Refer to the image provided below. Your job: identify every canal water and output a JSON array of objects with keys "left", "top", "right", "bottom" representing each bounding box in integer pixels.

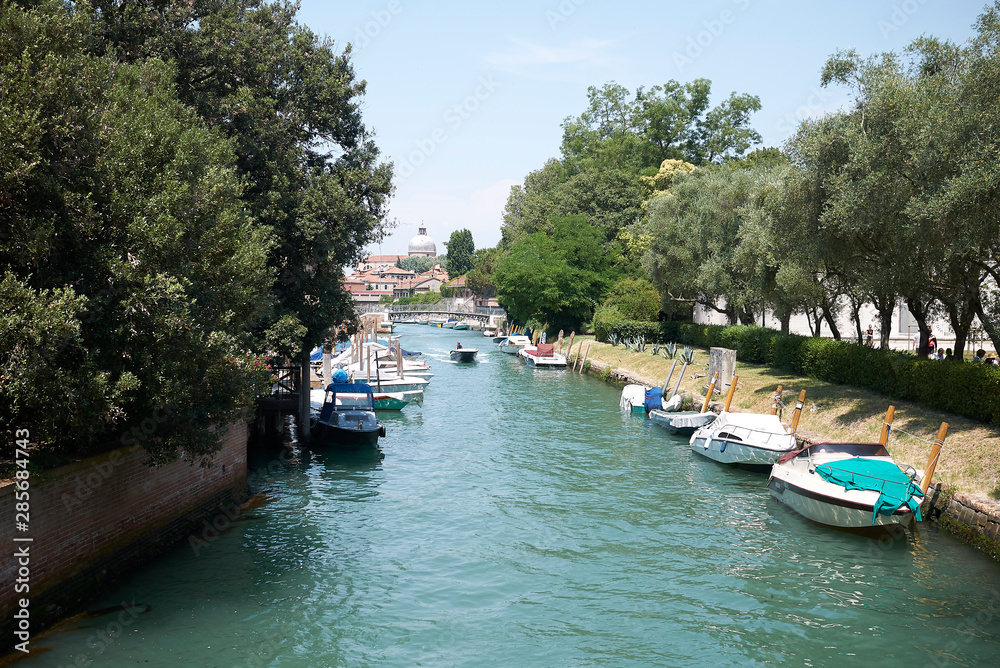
[{"left": 21, "top": 326, "right": 1000, "bottom": 667}]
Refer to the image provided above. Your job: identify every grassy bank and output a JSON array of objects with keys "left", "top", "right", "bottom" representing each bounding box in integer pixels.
[{"left": 567, "top": 336, "right": 1000, "bottom": 499}]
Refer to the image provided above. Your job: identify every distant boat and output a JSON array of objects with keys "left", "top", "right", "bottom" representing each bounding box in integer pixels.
[
  {"left": 518, "top": 343, "right": 567, "bottom": 368},
  {"left": 453, "top": 321, "right": 471, "bottom": 330},
  {"left": 443, "top": 318, "right": 459, "bottom": 329},
  {"left": 498, "top": 335, "right": 531, "bottom": 355},
  {"left": 312, "top": 382, "right": 385, "bottom": 449},
  {"left": 449, "top": 347, "right": 478, "bottom": 363}
]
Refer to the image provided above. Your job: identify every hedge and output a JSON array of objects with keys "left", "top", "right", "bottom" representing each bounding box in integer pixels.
[{"left": 598, "top": 321, "right": 1000, "bottom": 426}]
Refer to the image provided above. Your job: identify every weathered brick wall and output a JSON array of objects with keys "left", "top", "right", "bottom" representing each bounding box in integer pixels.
[
  {"left": 942, "top": 492, "right": 1000, "bottom": 541},
  {"left": 1, "top": 420, "right": 248, "bottom": 637}
]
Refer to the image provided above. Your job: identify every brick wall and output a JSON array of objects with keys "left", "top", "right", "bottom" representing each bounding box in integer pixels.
[{"left": 1, "top": 420, "right": 248, "bottom": 637}]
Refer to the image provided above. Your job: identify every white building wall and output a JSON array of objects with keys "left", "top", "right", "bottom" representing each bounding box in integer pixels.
[{"left": 692, "top": 300, "right": 992, "bottom": 354}]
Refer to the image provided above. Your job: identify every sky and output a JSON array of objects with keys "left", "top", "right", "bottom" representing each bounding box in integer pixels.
[{"left": 295, "top": 0, "right": 988, "bottom": 259}]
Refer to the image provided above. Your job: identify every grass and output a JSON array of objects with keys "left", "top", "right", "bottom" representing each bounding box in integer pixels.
[{"left": 565, "top": 336, "right": 1000, "bottom": 498}]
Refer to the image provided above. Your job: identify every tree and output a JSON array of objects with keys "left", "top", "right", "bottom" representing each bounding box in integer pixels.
[
  {"left": 445, "top": 229, "right": 475, "bottom": 277},
  {"left": 601, "top": 279, "right": 661, "bottom": 321},
  {"left": 396, "top": 256, "right": 439, "bottom": 273},
  {"left": 466, "top": 247, "right": 501, "bottom": 300},
  {"left": 85, "top": 0, "right": 394, "bottom": 357},
  {"left": 494, "top": 216, "right": 606, "bottom": 333},
  {"left": 560, "top": 79, "right": 762, "bottom": 171},
  {"left": 1, "top": 1, "right": 273, "bottom": 461}
]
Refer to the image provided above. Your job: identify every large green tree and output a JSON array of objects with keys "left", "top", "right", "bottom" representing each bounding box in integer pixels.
[
  {"left": 444, "top": 229, "right": 475, "bottom": 277},
  {"left": 1, "top": 1, "right": 272, "bottom": 461},
  {"left": 86, "top": 0, "right": 394, "bottom": 356},
  {"left": 494, "top": 216, "right": 606, "bottom": 333}
]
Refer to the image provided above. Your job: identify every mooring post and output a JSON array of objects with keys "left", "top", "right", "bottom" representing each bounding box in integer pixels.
[
  {"left": 789, "top": 390, "right": 807, "bottom": 433},
  {"left": 920, "top": 422, "right": 949, "bottom": 494},
  {"left": 724, "top": 375, "right": 739, "bottom": 411},
  {"left": 299, "top": 350, "right": 311, "bottom": 443},
  {"left": 662, "top": 360, "right": 678, "bottom": 394},
  {"left": 770, "top": 385, "right": 784, "bottom": 415},
  {"left": 700, "top": 371, "right": 719, "bottom": 413},
  {"left": 878, "top": 405, "right": 896, "bottom": 446},
  {"left": 579, "top": 343, "right": 591, "bottom": 373}
]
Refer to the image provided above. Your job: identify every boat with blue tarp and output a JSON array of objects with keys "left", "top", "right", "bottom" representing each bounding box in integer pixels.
[{"left": 767, "top": 441, "right": 924, "bottom": 528}]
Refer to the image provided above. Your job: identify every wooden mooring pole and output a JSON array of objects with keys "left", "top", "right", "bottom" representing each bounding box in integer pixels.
[
  {"left": 921, "top": 422, "right": 948, "bottom": 495},
  {"left": 878, "top": 405, "right": 896, "bottom": 446}
]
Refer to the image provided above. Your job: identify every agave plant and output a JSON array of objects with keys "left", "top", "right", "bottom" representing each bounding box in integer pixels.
[
  {"left": 608, "top": 332, "right": 620, "bottom": 347},
  {"left": 635, "top": 336, "right": 647, "bottom": 353},
  {"left": 665, "top": 342, "right": 677, "bottom": 360},
  {"left": 681, "top": 346, "right": 695, "bottom": 364},
  {"left": 650, "top": 342, "right": 661, "bottom": 355}
]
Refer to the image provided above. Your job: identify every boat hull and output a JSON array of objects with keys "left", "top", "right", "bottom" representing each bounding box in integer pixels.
[
  {"left": 524, "top": 353, "right": 567, "bottom": 368},
  {"left": 767, "top": 474, "right": 915, "bottom": 528},
  {"left": 450, "top": 349, "right": 478, "bottom": 363},
  {"left": 312, "top": 421, "right": 382, "bottom": 449},
  {"left": 689, "top": 434, "right": 789, "bottom": 471}
]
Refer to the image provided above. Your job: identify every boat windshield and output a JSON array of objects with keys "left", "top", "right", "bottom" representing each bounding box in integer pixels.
[
  {"left": 806, "top": 442, "right": 890, "bottom": 457},
  {"left": 333, "top": 393, "right": 373, "bottom": 409}
]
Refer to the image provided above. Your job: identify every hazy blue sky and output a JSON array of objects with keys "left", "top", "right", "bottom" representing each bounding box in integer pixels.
[{"left": 296, "top": 0, "right": 987, "bottom": 258}]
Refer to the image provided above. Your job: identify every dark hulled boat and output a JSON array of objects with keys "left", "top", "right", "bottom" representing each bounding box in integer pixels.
[{"left": 312, "top": 382, "right": 386, "bottom": 449}]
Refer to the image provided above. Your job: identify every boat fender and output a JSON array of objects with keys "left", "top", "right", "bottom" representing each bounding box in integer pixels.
[
  {"left": 719, "top": 439, "right": 727, "bottom": 453},
  {"left": 704, "top": 436, "right": 712, "bottom": 450},
  {"left": 379, "top": 424, "right": 386, "bottom": 438}
]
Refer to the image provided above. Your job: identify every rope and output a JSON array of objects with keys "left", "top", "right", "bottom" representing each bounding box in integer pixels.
[{"left": 885, "top": 424, "right": 936, "bottom": 446}]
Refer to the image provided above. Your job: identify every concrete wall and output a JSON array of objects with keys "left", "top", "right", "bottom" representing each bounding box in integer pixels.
[{"left": 1, "top": 421, "right": 248, "bottom": 638}]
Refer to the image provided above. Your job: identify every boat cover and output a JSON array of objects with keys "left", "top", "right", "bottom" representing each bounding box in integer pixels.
[
  {"left": 619, "top": 384, "right": 646, "bottom": 411},
  {"left": 643, "top": 387, "right": 664, "bottom": 413},
  {"left": 667, "top": 412, "right": 716, "bottom": 429},
  {"left": 661, "top": 394, "right": 683, "bottom": 412},
  {"left": 815, "top": 458, "right": 924, "bottom": 524}
]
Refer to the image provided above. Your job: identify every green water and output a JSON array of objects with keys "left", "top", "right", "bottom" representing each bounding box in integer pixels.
[{"left": 20, "top": 326, "right": 1000, "bottom": 667}]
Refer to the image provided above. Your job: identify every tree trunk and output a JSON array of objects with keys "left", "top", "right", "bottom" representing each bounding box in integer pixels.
[
  {"left": 821, "top": 301, "right": 841, "bottom": 341},
  {"left": 871, "top": 291, "right": 895, "bottom": 350},
  {"left": 780, "top": 312, "right": 791, "bottom": 335},
  {"left": 974, "top": 296, "right": 1000, "bottom": 357},
  {"left": 847, "top": 292, "right": 864, "bottom": 344},
  {"left": 905, "top": 296, "right": 932, "bottom": 357},
  {"left": 947, "top": 291, "right": 977, "bottom": 363}
]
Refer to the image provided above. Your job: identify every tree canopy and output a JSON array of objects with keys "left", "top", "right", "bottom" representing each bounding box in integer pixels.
[
  {"left": 444, "top": 229, "right": 475, "bottom": 278},
  {"left": 1, "top": 0, "right": 391, "bottom": 462}
]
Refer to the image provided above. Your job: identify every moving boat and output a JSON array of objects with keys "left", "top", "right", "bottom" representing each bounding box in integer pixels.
[
  {"left": 312, "top": 382, "right": 385, "bottom": 449},
  {"left": 498, "top": 334, "right": 531, "bottom": 355},
  {"left": 689, "top": 412, "right": 797, "bottom": 471},
  {"left": 449, "top": 346, "right": 478, "bottom": 363},
  {"left": 767, "top": 442, "right": 924, "bottom": 528},
  {"left": 519, "top": 343, "right": 567, "bottom": 368}
]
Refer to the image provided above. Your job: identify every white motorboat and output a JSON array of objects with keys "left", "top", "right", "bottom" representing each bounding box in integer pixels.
[
  {"left": 649, "top": 409, "right": 717, "bottom": 436},
  {"left": 767, "top": 442, "right": 924, "bottom": 528},
  {"left": 518, "top": 343, "right": 567, "bottom": 368},
  {"left": 498, "top": 334, "right": 532, "bottom": 355},
  {"left": 619, "top": 384, "right": 648, "bottom": 413},
  {"left": 689, "top": 412, "right": 797, "bottom": 471}
]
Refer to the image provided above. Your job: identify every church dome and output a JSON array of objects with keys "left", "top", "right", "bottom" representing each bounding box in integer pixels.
[{"left": 407, "top": 226, "right": 437, "bottom": 257}]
